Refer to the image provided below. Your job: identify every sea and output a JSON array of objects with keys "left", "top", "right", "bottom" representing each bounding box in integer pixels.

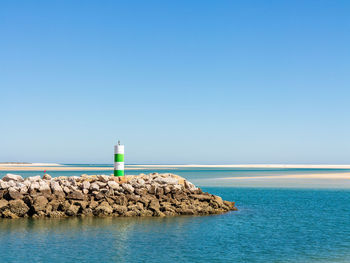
[{"left": 1, "top": 166, "right": 350, "bottom": 263}]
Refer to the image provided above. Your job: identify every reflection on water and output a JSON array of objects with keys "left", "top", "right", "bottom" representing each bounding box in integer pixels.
[
  {"left": 1, "top": 188, "right": 350, "bottom": 262},
  {"left": 0, "top": 215, "right": 207, "bottom": 263}
]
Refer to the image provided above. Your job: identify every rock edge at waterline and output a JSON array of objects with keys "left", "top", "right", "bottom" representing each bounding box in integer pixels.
[{"left": 0, "top": 173, "right": 237, "bottom": 218}]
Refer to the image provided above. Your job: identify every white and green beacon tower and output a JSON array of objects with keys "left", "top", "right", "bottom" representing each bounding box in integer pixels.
[{"left": 114, "top": 140, "right": 125, "bottom": 177}]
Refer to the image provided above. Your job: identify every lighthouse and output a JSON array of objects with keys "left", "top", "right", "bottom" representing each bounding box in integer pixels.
[{"left": 114, "top": 140, "right": 124, "bottom": 176}]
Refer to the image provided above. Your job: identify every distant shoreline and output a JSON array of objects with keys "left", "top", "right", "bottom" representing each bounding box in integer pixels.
[
  {"left": 1, "top": 163, "right": 350, "bottom": 171},
  {"left": 0, "top": 166, "right": 176, "bottom": 171},
  {"left": 129, "top": 164, "right": 350, "bottom": 169},
  {"left": 219, "top": 173, "right": 350, "bottom": 180},
  {"left": 0, "top": 163, "right": 61, "bottom": 166}
]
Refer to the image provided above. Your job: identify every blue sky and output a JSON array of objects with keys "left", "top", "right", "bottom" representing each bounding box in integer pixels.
[{"left": 1, "top": 0, "right": 349, "bottom": 164}]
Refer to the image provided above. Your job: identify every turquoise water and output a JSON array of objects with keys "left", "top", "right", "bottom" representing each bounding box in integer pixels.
[{"left": 1, "top": 167, "right": 350, "bottom": 262}]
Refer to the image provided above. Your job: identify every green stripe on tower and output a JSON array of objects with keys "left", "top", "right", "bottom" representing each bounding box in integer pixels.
[
  {"left": 115, "top": 154, "right": 124, "bottom": 162},
  {"left": 114, "top": 170, "right": 124, "bottom": 176}
]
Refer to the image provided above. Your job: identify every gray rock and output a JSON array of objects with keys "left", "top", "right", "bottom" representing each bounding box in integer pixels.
[
  {"left": 137, "top": 178, "right": 146, "bottom": 185},
  {"left": 29, "top": 176, "right": 41, "bottom": 182},
  {"left": 149, "top": 199, "right": 160, "bottom": 211},
  {"left": 154, "top": 176, "right": 178, "bottom": 185},
  {"left": 98, "top": 175, "right": 110, "bottom": 183},
  {"left": 107, "top": 181, "right": 120, "bottom": 190},
  {"left": 68, "top": 185, "right": 78, "bottom": 191},
  {"left": 148, "top": 184, "right": 157, "bottom": 194},
  {"left": 172, "top": 184, "right": 182, "bottom": 191},
  {"left": 184, "top": 180, "right": 197, "bottom": 191},
  {"left": 67, "top": 190, "right": 84, "bottom": 200},
  {"left": 63, "top": 186, "right": 71, "bottom": 194},
  {"left": 68, "top": 177, "right": 79, "bottom": 186},
  {"left": 8, "top": 199, "right": 29, "bottom": 216},
  {"left": 113, "top": 204, "right": 127, "bottom": 214},
  {"left": 39, "top": 181, "right": 51, "bottom": 194},
  {"left": 33, "top": 196, "right": 48, "bottom": 212},
  {"left": 50, "top": 181, "right": 62, "bottom": 192},
  {"left": 82, "top": 181, "right": 90, "bottom": 190},
  {"left": 66, "top": 204, "right": 80, "bottom": 216},
  {"left": 16, "top": 183, "right": 28, "bottom": 194},
  {"left": 7, "top": 180, "right": 16, "bottom": 187},
  {"left": 50, "top": 181, "right": 64, "bottom": 196},
  {"left": 164, "top": 186, "right": 171, "bottom": 194},
  {"left": 0, "top": 180, "right": 10, "bottom": 189},
  {"left": 8, "top": 187, "right": 22, "bottom": 199},
  {"left": 90, "top": 183, "right": 99, "bottom": 191},
  {"left": 95, "top": 201, "right": 113, "bottom": 215},
  {"left": 0, "top": 199, "right": 8, "bottom": 209},
  {"left": 30, "top": 182, "right": 40, "bottom": 191},
  {"left": 96, "top": 181, "right": 107, "bottom": 188},
  {"left": 3, "top": 174, "right": 24, "bottom": 182},
  {"left": 23, "top": 180, "right": 32, "bottom": 188},
  {"left": 122, "top": 183, "right": 134, "bottom": 194}
]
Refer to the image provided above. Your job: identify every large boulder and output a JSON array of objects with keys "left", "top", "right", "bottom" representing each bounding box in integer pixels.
[
  {"left": 66, "top": 204, "right": 80, "bottom": 216},
  {"left": 113, "top": 204, "right": 127, "bottom": 215},
  {"left": 17, "top": 183, "right": 28, "bottom": 194},
  {"left": 82, "top": 181, "right": 90, "bottom": 190},
  {"left": 3, "top": 174, "right": 24, "bottom": 182},
  {"left": 28, "top": 176, "right": 41, "bottom": 182},
  {"left": 8, "top": 187, "right": 23, "bottom": 199},
  {"left": 67, "top": 190, "right": 84, "bottom": 200},
  {"left": 0, "top": 199, "right": 8, "bottom": 210},
  {"left": 30, "top": 182, "right": 40, "bottom": 191},
  {"left": 97, "top": 175, "right": 110, "bottom": 183},
  {"left": 50, "top": 181, "right": 65, "bottom": 197},
  {"left": 0, "top": 180, "right": 10, "bottom": 190},
  {"left": 122, "top": 183, "right": 134, "bottom": 194},
  {"left": 148, "top": 199, "right": 160, "bottom": 211},
  {"left": 107, "top": 181, "right": 120, "bottom": 190},
  {"left": 154, "top": 176, "right": 178, "bottom": 185},
  {"left": 38, "top": 181, "right": 51, "bottom": 197},
  {"left": 90, "top": 183, "right": 99, "bottom": 191},
  {"left": 33, "top": 196, "right": 49, "bottom": 212},
  {"left": 94, "top": 201, "right": 113, "bottom": 216},
  {"left": 9, "top": 199, "right": 29, "bottom": 216}
]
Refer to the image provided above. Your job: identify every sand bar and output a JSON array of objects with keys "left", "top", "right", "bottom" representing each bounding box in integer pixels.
[
  {"left": 129, "top": 164, "right": 350, "bottom": 169},
  {"left": 0, "top": 163, "right": 62, "bottom": 166},
  {"left": 0, "top": 166, "right": 177, "bottom": 171},
  {"left": 1, "top": 163, "right": 350, "bottom": 172},
  {"left": 219, "top": 173, "right": 350, "bottom": 180}
]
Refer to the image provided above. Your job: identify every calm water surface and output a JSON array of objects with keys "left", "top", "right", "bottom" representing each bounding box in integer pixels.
[{"left": 1, "top": 168, "right": 350, "bottom": 262}]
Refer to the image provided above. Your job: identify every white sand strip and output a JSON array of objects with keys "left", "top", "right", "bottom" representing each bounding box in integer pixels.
[
  {"left": 219, "top": 173, "right": 350, "bottom": 180},
  {"left": 129, "top": 164, "right": 350, "bottom": 169},
  {"left": 0, "top": 166, "right": 177, "bottom": 171},
  {"left": 0, "top": 163, "right": 62, "bottom": 166}
]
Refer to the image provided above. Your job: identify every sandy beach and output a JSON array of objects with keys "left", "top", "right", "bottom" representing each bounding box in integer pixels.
[
  {"left": 1, "top": 163, "right": 350, "bottom": 172},
  {"left": 0, "top": 163, "right": 62, "bottom": 166},
  {"left": 219, "top": 173, "right": 350, "bottom": 180},
  {"left": 129, "top": 164, "right": 350, "bottom": 169},
  {"left": 0, "top": 166, "right": 178, "bottom": 171}
]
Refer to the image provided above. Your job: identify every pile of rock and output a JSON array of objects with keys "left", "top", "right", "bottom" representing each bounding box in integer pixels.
[{"left": 0, "top": 173, "right": 237, "bottom": 219}]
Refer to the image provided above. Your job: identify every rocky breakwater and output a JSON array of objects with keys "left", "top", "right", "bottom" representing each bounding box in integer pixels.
[{"left": 0, "top": 173, "right": 237, "bottom": 219}]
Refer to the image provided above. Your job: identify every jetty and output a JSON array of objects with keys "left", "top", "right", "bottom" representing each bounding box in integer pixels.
[{"left": 0, "top": 173, "right": 237, "bottom": 218}]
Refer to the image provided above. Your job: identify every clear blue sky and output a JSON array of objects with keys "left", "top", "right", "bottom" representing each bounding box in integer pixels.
[{"left": 1, "top": 0, "right": 349, "bottom": 164}]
